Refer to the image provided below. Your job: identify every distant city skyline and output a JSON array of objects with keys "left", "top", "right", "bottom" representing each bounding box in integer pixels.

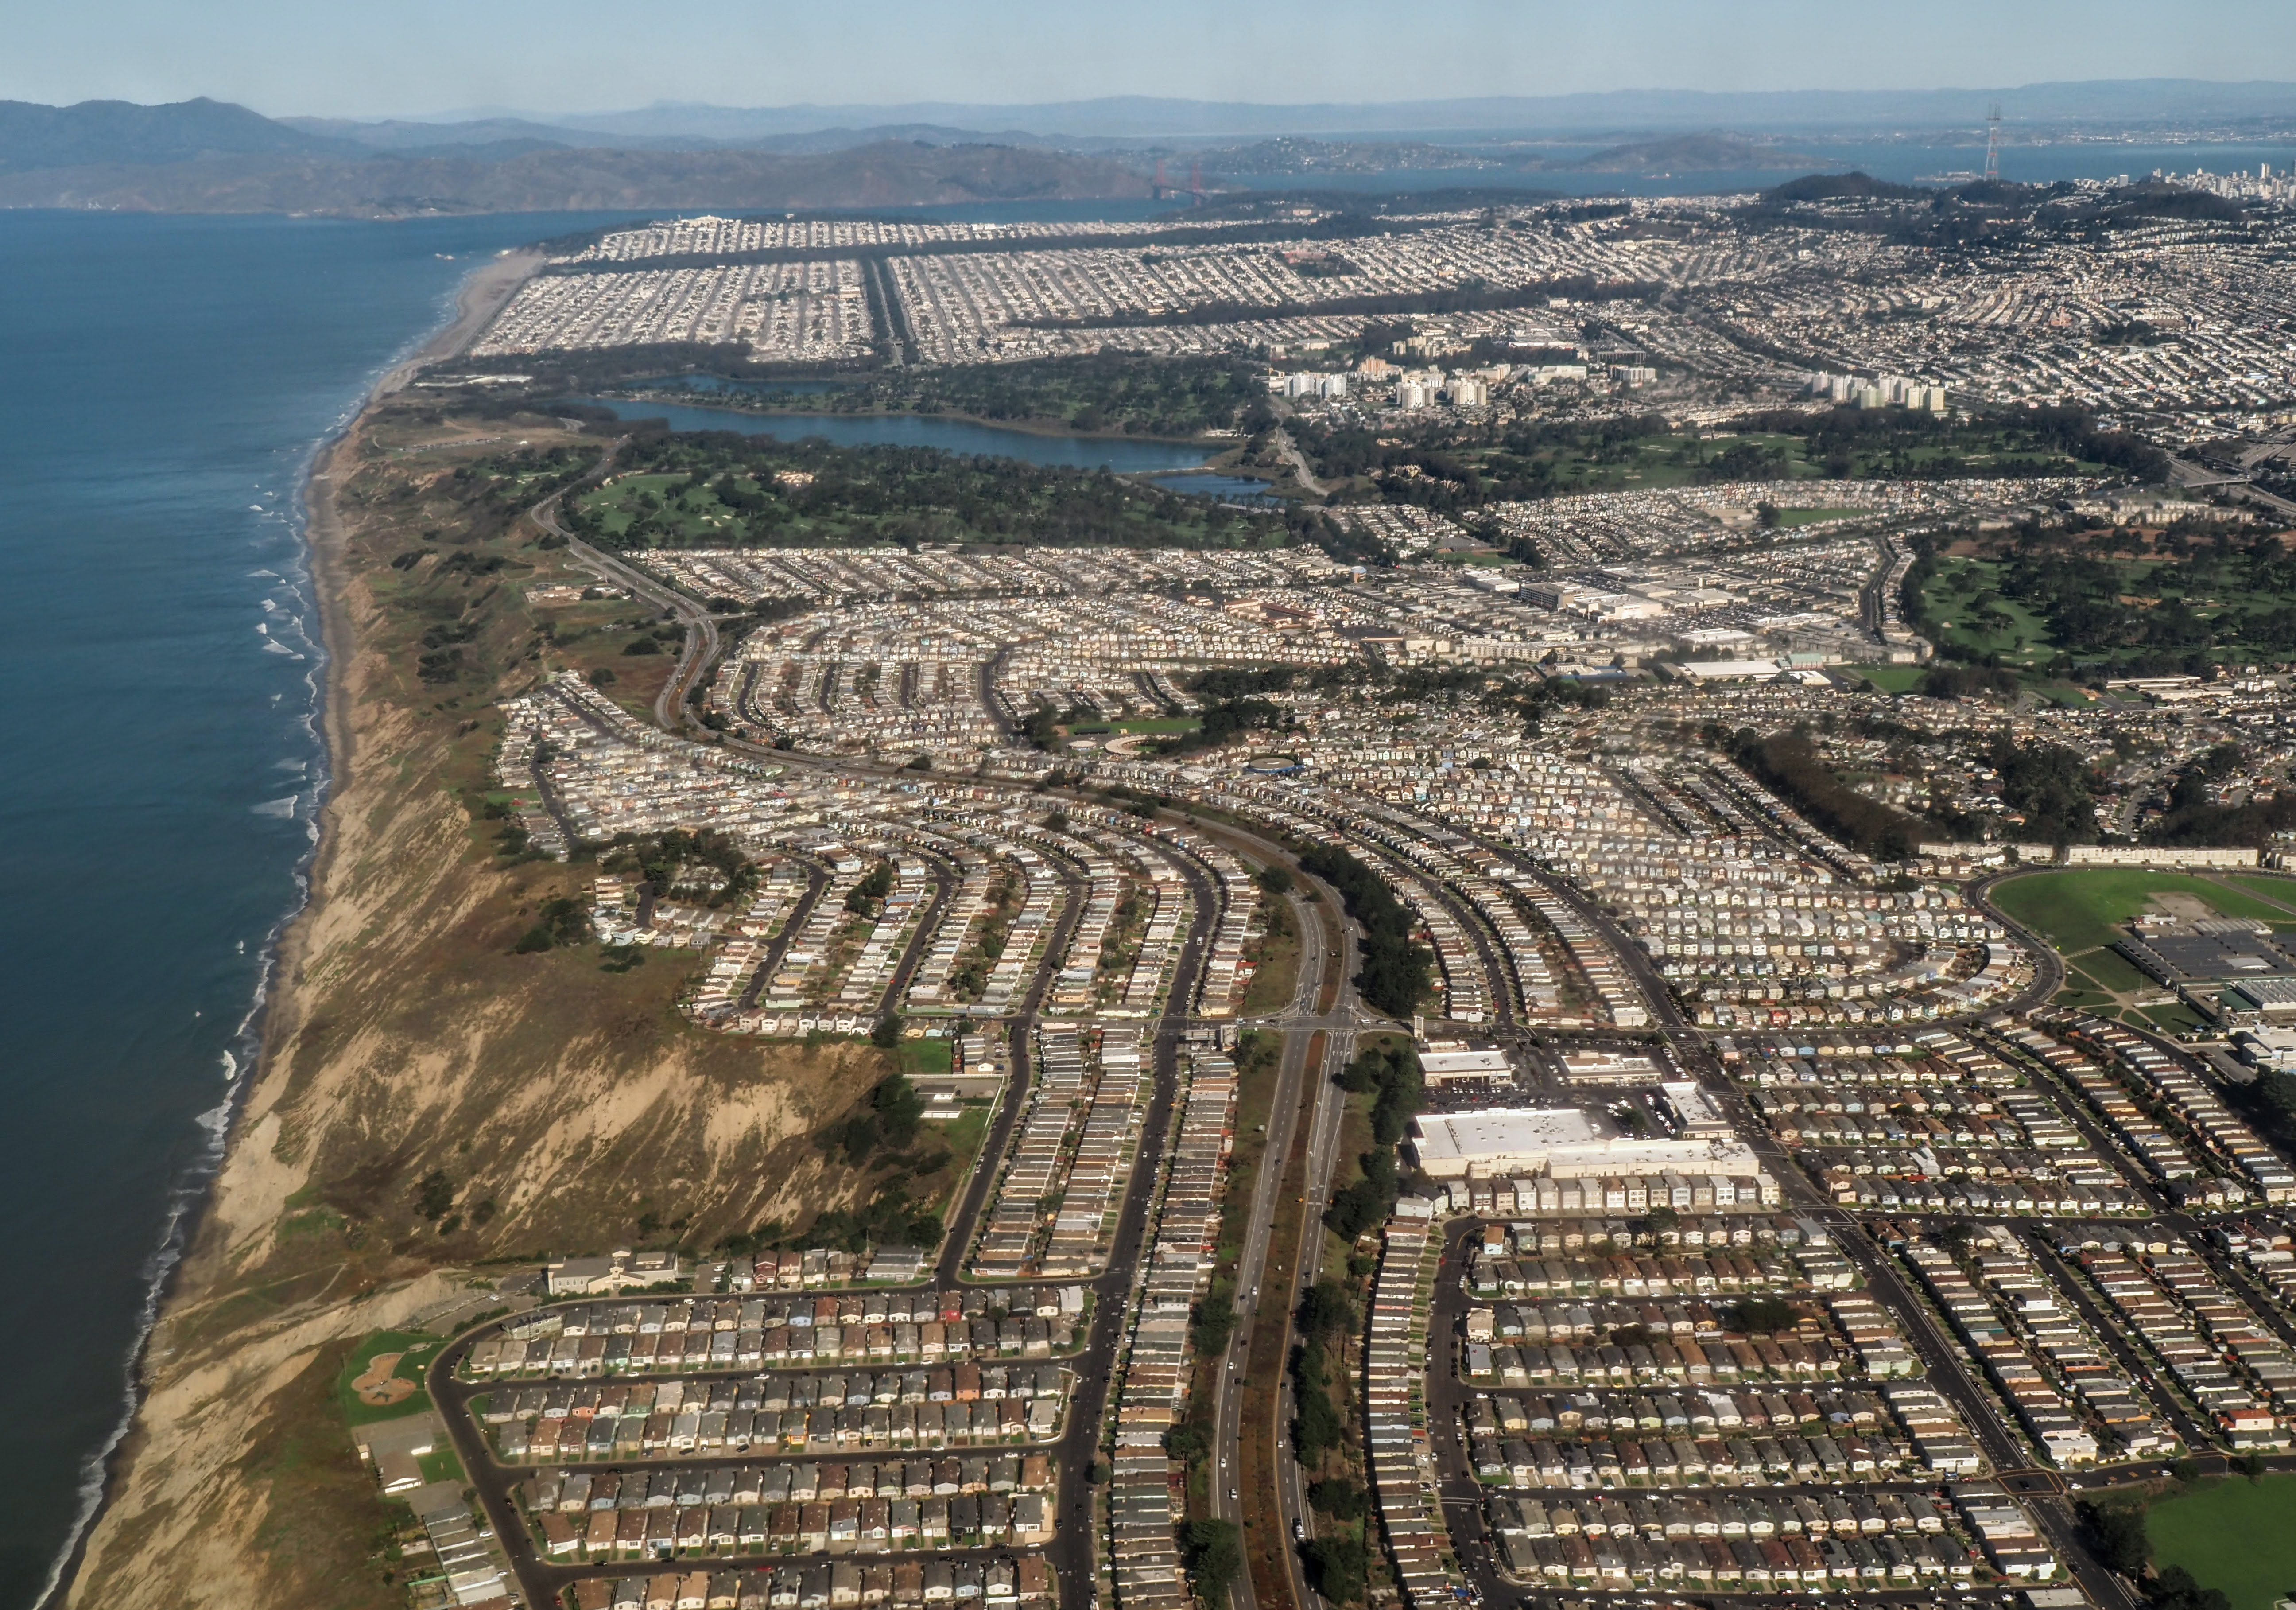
[{"left": 5, "top": 0, "right": 2294, "bottom": 123}]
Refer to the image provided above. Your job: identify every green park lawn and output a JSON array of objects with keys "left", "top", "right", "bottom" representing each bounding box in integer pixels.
[
  {"left": 1770, "top": 506, "right": 1866, "bottom": 527},
  {"left": 1845, "top": 665, "right": 1928, "bottom": 694},
  {"left": 2076, "top": 947, "right": 2151, "bottom": 993},
  {"left": 2218, "top": 874, "right": 2296, "bottom": 915},
  {"left": 2148, "top": 1474, "right": 2296, "bottom": 1610},
  {"left": 1991, "top": 869, "right": 2291, "bottom": 957},
  {"left": 898, "top": 1037, "right": 954, "bottom": 1078}
]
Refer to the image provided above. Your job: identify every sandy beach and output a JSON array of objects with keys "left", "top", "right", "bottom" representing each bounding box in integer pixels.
[{"left": 49, "top": 248, "right": 541, "bottom": 1610}]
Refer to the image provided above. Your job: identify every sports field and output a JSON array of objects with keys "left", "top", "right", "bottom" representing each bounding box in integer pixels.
[
  {"left": 1990, "top": 869, "right": 2290, "bottom": 957},
  {"left": 2148, "top": 1474, "right": 2296, "bottom": 1610}
]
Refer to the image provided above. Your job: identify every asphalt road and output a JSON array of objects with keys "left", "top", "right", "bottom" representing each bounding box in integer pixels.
[{"left": 1206, "top": 887, "right": 1346, "bottom": 1610}]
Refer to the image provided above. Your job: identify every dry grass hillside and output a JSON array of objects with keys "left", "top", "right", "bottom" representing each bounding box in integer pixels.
[{"left": 66, "top": 401, "right": 924, "bottom": 1610}]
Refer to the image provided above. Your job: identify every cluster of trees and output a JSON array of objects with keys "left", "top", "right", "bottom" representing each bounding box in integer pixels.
[
  {"left": 2076, "top": 1498, "right": 2148, "bottom": 1578},
  {"left": 423, "top": 442, "right": 603, "bottom": 544},
  {"left": 1158, "top": 696, "right": 1285, "bottom": 756},
  {"left": 599, "top": 828, "right": 759, "bottom": 909},
  {"left": 1961, "top": 533, "right": 2296, "bottom": 663},
  {"left": 716, "top": 354, "right": 1270, "bottom": 439},
  {"left": 1990, "top": 735, "right": 2099, "bottom": 844},
  {"left": 818, "top": 1071, "right": 926, "bottom": 1165},
  {"left": 1180, "top": 1519, "right": 1243, "bottom": 1606},
  {"left": 1192, "top": 666, "right": 1299, "bottom": 701},
  {"left": 560, "top": 431, "right": 1304, "bottom": 553},
  {"left": 1917, "top": 664, "right": 2023, "bottom": 700},
  {"left": 789, "top": 1181, "right": 942, "bottom": 1254},
  {"left": 1289, "top": 1277, "right": 1357, "bottom": 1461},
  {"left": 1299, "top": 1535, "right": 1368, "bottom": 1603},
  {"left": 2149, "top": 741, "right": 2296, "bottom": 848},
  {"left": 844, "top": 859, "right": 896, "bottom": 915},
  {"left": 1725, "top": 729, "right": 1924, "bottom": 859},
  {"left": 2074, "top": 1496, "right": 2237, "bottom": 1610},
  {"left": 1324, "top": 1045, "right": 1425, "bottom": 1241},
  {"left": 512, "top": 895, "right": 593, "bottom": 953},
  {"left": 1725, "top": 1296, "right": 1802, "bottom": 1335},
  {"left": 1297, "top": 844, "right": 1433, "bottom": 1017},
  {"left": 1720, "top": 402, "right": 2170, "bottom": 483}
]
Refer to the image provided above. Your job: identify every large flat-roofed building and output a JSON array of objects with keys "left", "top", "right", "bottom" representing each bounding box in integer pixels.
[
  {"left": 1419, "top": 1044, "right": 1515, "bottom": 1084},
  {"left": 1408, "top": 1104, "right": 1763, "bottom": 1183},
  {"left": 1556, "top": 1048, "right": 1665, "bottom": 1085},
  {"left": 2230, "top": 977, "right": 2296, "bottom": 1022}
]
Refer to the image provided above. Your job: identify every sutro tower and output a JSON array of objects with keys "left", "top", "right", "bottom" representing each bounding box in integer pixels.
[{"left": 1982, "top": 103, "right": 2003, "bottom": 183}]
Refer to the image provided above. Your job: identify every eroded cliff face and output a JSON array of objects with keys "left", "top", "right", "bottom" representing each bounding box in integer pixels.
[{"left": 66, "top": 408, "right": 887, "bottom": 1610}]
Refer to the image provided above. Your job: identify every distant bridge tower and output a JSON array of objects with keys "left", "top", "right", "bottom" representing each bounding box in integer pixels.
[
  {"left": 1153, "top": 156, "right": 1168, "bottom": 199},
  {"left": 1189, "top": 159, "right": 1203, "bottom": 203},
  {"left": 1982, "top": 103, "right": 2003, "bottom": 183}
]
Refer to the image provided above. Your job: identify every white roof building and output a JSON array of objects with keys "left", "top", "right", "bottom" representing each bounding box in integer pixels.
[{"left": 1408, "top": 1105, "right": 1761, "bottom": 1181}]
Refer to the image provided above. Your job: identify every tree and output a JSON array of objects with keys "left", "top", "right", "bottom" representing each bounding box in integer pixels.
[
  {"left": 1190, "top": 1298, "right": 1236, "bottom": 1354},
  {"left": 1729, "top": 1296, "right": 1800, "bottom": 1334},
  {"left": 1163, "top": 1421, "right": 1210, "bottom": 1466},
  {"left": 1297, "top": 1279, "right": 1356, "bottom": 1343},
  {"left": 1299, "top": 1536, "right": 1367, "bottom": 1603},
  {"left": 869, "top": 1073, "right": 924, "bottom": 1149},
  {"left": 1257, "top": 864, "right": 1295, "bottom": 896},
  {"left": 513, "top": 894, "right": 591, "bottom": 954},
  {"left": 1182, "top": 1519, "right": 1243, "bottom": 1606},
  {"left": 1307, "top": 1478, "right": 1366, "bottom": 1520},
  {"left": 415, "top": 1170, "right": 455, "bottom": 1221},
  {"left": 848, "top": 861, "right": 896, "bottom": 910},
  {"left": 871, "top": 1013, "right": 904, "bottom": 1050},
  {"left": 1291, "top": 1370, "right": 1344, "bottom": 1458},
  {"left": 2151, "top": 1565, "right": 2231, "bottom": 1610}
]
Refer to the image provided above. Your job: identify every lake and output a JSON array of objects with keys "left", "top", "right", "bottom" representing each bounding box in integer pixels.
[{"left": 570, "top": 395, "right": 1220, "bottom": 473}]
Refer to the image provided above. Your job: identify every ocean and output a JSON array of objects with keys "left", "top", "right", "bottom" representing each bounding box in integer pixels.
[{"left": 0, "top": 207, "right": 655, "bottom": 1609}]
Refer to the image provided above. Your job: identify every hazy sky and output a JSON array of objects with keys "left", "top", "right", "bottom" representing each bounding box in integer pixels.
[{"left": 7, "top": 0, "right": 2292, "bottom": 118}]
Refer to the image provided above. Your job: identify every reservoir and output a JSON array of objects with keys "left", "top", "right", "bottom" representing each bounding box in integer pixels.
[{"left": 569, "top": 395, "right": 1220, "bottom": 474}]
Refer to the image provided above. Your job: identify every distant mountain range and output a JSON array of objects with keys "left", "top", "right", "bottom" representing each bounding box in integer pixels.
[
  {"left": 0, "top": 98, "right": 1153, "bottom": 214},
  {"left": 0, "top": 97, "right": 358, "bottom": 171},
  {"left": 2, "top": 82, "right": 2290, "bottom": 216},
  {"left": 415, "top": 79, "right": 2296, "bottom": 142}
]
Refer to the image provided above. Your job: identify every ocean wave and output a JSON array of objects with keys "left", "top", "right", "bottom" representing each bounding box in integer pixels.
[
  {"left": 31, "top": 892, "right": 292, "bottom": 1609},
  {"left": 32, "top": 249, "right": 416, "bottom": 1610}
]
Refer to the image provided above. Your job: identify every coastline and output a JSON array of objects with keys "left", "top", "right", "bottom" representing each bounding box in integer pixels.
[
  {"left": 48, "top": 246, "right": 539, "bottom": 1610},
  {"left": 294, "top": 242, "right": 541, "bottom": 976}
]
